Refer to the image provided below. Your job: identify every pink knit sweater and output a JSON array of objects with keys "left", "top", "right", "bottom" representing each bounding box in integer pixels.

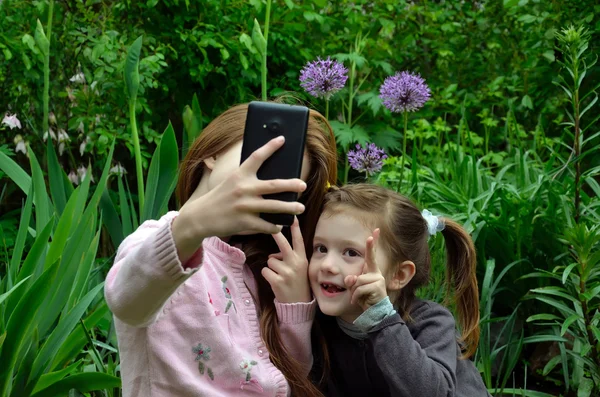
[{"left": 105, "top": 212, "right": 316, "bottom": 397}]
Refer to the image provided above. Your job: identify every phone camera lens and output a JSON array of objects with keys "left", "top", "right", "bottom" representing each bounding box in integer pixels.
[{"left": 269, "top": 122, "right": 280, "bottom": 133}]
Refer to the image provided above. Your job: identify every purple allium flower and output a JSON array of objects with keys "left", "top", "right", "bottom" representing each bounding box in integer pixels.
[
  {"left": 299, "top": 57, "right": 348, "bottom": 99},
  {"left": 347, "top": 143, "right": 387, "bottom": 176},
  {"left": 379, "top": 71, "right": 431, "bottom": 113}
]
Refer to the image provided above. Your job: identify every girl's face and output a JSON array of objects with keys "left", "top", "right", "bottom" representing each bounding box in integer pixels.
[
  {"left": 308, "top": 211, "right": 394, "bottom": 323},
  {"left": 198, "top": 140, "right": 312, "bottom": 196}
]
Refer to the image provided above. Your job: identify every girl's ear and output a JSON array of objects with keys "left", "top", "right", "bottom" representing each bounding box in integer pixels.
[
  {"left": 203, "top": 156, "right": 217, "bottom": 170},
  {"left": 387, "top": 260, "right": 416, "bottom": 291}
]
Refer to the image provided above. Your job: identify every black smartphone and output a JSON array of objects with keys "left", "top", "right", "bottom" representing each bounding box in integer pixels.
[{"left": 240, "top": 101, "right": 309, "bottom": 226}]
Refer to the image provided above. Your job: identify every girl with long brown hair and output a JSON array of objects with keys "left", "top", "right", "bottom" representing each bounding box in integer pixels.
[
  {"left": 105, "top": 102, "right": 336, "bottom": 397},
  {"left": 303, "top": 183, "right": 490, "bottom": 396}
]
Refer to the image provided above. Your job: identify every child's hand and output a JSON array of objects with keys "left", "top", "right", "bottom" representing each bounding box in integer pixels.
[
  {"left": 344, "top": 229, "right": 388, "bottom": 311},
  {"left": 172, "top": 137, "right": 307, "bottom": 261},
  {"left": 262, "top": 217, "right": 311, "bottom": 303}
]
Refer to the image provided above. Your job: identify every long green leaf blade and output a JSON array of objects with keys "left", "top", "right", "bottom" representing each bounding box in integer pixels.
[
  {"left": 30, "top": 373, "right": 121, "bottom": 397},
  {"left": 0, "top": 261, "right": 59, "bottom": 396},
  {"left": 46, "top": 140, "right": 67, "bottom": 215},
  {"left": 26, "top": 283, "right": 105, "bottom": 394},
  {"left": 0, "top": 151, "right": 31, "bottom": 196},
  {"left": 142, "top": 122, "right": 178, "bottom": 221}
]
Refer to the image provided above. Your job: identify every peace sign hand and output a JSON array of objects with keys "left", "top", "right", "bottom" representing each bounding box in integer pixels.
[
  {"left": 343, "top": 229, "right": 388, "bottom": 311},
  {"left": 262, "top": 217, "right": 312, "bottom": 303}
]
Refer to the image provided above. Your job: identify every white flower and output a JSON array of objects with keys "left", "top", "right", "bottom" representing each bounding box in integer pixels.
[
  {"left": 49, "top": 112, "right": 57, "bottom": 125},
  {"left": 109, "top": 163, "right": 127, "bottom": 176},
  {"left": 77, "top": 165, "right": 94, "bottom": 183},
  {"left": 68, "top": 170, "right": 79, "bottom": 185},
  {"left": 2, "top": 113, "right": 22, "bottom": 130},
  {"left": 239, "top": 360, "right": 251, "bottom": 372},
  {"left": 43, "top": 128, "right": 57, "bottom": 142},
  {"left": 13, "top": 134, "right": 27, "bottom": 155},
  {"left": 95, "top": 114, "right": 102, "bottom": 124},
  {"left": 69, "top": 72, "right": 86, "bottom": 84},
  {"left": 77, "top": 121, "right": 84, "bottom": 134},
  {"left": 57, "top": 129, "right": 70, "bottom": 156},
  {"left": 80, "top": 135, "right": 91, "bottom": 156},
  {"left": 66, "top": 87, "right": 76, "bottom": 102}
]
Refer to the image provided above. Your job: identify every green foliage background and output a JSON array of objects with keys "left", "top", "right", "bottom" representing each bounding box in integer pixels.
[{"left": 1, "top": 1, "right": 599, "bottom": 396}]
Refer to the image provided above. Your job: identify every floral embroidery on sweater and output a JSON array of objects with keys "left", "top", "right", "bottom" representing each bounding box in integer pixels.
[
  {"left": 239, "top": 359, "right": 263, "bottom": 392},
  {"left": 192, "top": 343, "right": 214, "bottom": 380},
  {"left": 221, "top": 276, "right": 237, "bottom": 314}
]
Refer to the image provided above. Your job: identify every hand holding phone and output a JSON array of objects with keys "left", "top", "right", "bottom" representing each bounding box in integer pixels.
[{"left": 240, "top": 102, "right": 309, "bottom": 226}]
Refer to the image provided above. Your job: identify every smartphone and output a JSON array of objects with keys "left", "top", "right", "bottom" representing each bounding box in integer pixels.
[{"left": 240, "top": 101, "right": 309, "bottom": 226}]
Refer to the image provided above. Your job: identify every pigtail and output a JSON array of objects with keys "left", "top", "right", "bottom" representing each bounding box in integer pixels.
[{"left": 440, "top": 218, "right": 480, "bottom": 358}]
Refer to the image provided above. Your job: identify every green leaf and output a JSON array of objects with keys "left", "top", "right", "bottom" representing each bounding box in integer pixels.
[
  {"left": 32, "top": 360, "right": 81, "bottom": 394},
  {"left": 142, "top": 122, "right": 179, "bottom": 222},
  {"left": 51, "top": 303, "right": 109, "bottom": 371},
  {"left": 488, "top": 389, "right": 555, "bottom": 397},
  {"left": 30, "top": 373, "right": 121, "bottom": 397},
  {"left": 530, "top": 286, "right": 580, "bottom": 305},
  {"left": 0, "top": 276, "right": 31, "bottom": 306},
  {"left": 46, "top": 140, "right": 67, "bottom": 215},
  {"left": 124, "top": 36, "right": 143, "bottom": 102},
  {"left": 577, "top": 377, "right": 593, "bottom": 397},
  {"left": 521, "top": 95, "right": 533, "bottom": 109},
  {"left": 283, "top": 0, "right": 294, "bottom": 9},
  {"left": 9, "top": 184, "right": 34, "bottom": 284},
  {"left": 28, "top": 146, "right": 51, "bottom": 235},
  {"left": 560, "top": 313, "right": 581, "bottom": 336},
  {"left": 542, "top": 50, "right": 555, "bottom": 62},
  {"left": 542, "top": 355, "right": 562, "bottom": 376},
  {"left": 526, "top": 313, "right": 560, "bottom": 322},
  {"left": 0, "top": 150, "right": 32, "bottom": 199},
  {"left": 15, "top": 216, "right": 53, "bottom": 285},
  {"left": 38, "top": 209, "right": 96, "bottom": 336},
  {"left": 34, "top": 19, "right": 49, "bottom": 57},
  {"left": 100, "top": 188, "right": 124, "bottom": 248},
  {"left": 26, "top": 284, "right": 105, "bottom": 394},
  {"left": 66, "top": 228, "right": 101, "bottom": 312},
  {"left": 252, "top": 19, "right": 266, "bottom": 56},
  {"left": 562, "top": 262, "right": 578, "bottom": 283},
  {"left": 118, "top": 176, "right": 133, "bottom": 238},
  {"left": 329, "top": 121, "right": 370, "bottom": 149},
  {"left": 0, "top": 261, "right": 60, "bottom": 397},
  {"left": 45, "top": 187, "right": 79, "bottom": 270},
  {"left": 82, "top": 141, "right": 115, "bottom": 221}
]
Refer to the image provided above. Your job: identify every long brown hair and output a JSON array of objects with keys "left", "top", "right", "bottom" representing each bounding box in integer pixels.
[
  {"left": 321, "top": 184, "right": 480, "bottom": 358},
  {"left": 177, "top": 102, "right": 337, "bottom": 396}
]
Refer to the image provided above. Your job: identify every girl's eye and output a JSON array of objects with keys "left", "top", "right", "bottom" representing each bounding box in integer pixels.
[
  {"left": 343, "top": 249, "right": 361, "bottom": 258},
  {"left": 314, "top": 245, "right": 327, "bottom": 254}
]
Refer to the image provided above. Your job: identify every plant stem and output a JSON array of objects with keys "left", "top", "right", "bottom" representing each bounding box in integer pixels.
[
  {"left": 396, "top": 111, "right": 408, "bottom": 192},
  {"left": 344, "top": 56, "right": 356, "bottom": 184},
  {"left": 261, "top": 0, "right": 272, "bottom": 101},
  {"left": 42, "top": 0, "right": 54, "bottom": 137},
  {"left": 572, "top": 63, "right": 581, "bottom": 224},
  {"left": 130, "top": 101, "right": 144, "bottom": 217},
  {"left": 325, "top": 100, "right": 329, "bottom": 120}
]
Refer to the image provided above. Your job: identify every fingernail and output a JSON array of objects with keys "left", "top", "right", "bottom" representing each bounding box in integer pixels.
[
  {"left": 297, "top": 204, "right": 305, "bottom": 213},
  {"left": 300, "top": 182, "right": 307, "bottom": 191}
]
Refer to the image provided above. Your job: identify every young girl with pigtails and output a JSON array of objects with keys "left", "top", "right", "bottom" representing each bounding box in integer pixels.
[
  {"left": 291, "top": 183, "right": 490, "bottom": 396},
  {"left": 105, "top": 102, "right": 337, "bottom": 397}
]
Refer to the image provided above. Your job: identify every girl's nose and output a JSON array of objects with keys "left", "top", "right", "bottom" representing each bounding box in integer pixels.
[{"left": 320, "top": 255, "right": 339, "bottom": 275}]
